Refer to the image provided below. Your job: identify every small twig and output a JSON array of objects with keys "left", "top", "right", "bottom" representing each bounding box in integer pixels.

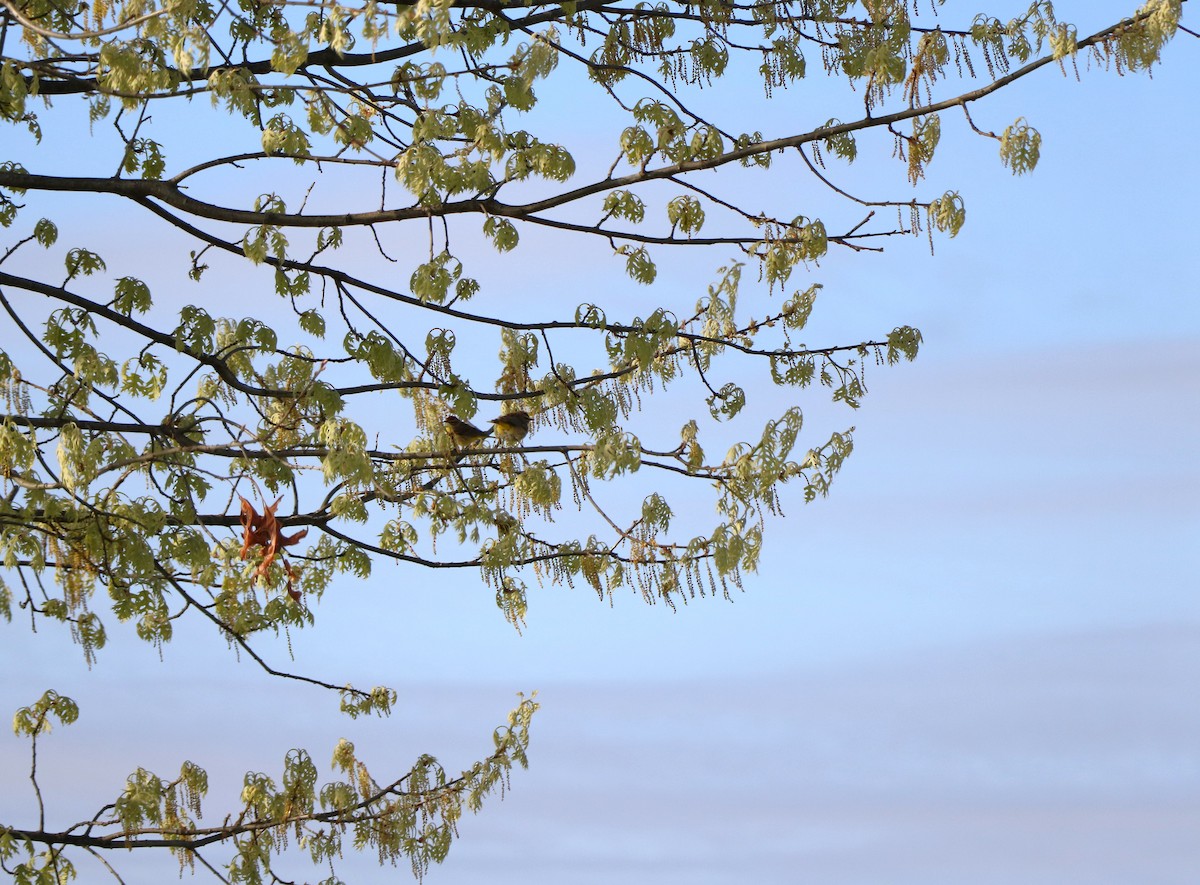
[
  {"left": 959, "top": 101, "right": 999, "bottom": 138},
  {"left": 30, "top": 717, "right": 47, "bottom": 831}
]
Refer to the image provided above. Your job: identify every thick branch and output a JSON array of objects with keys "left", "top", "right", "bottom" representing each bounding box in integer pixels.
[{"left": 0, "top": 10, "right": 1143, "bottom": 242}]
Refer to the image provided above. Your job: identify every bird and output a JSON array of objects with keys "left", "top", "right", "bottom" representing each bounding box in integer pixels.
[
  {"left": 443, "top": 414, "right": 492, "bottom": 448},
  {"left": 488, "top": 410, "right": 531, "bottom": 445}
]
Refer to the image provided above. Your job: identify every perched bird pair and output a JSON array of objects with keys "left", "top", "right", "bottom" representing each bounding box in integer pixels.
[{"left": 442, "top": 410, "right": 531, "bottom": 448}]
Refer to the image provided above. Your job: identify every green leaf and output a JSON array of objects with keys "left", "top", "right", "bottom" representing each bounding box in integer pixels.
[
  {"left": 65, "top": 248, "right": 106, "bottom": 279},
  {"left": 114, "top": 277, "right": 152, "bottom": 315},
  {"left": 483, "top": 216, "right": 519, "bottom": 252},
  {"left": 621, "top": 246, "right": 657, "bottom": 284},
  {"left": 299, "top": 309, "right": 326, "bottom": 337},
  {"left": 1000, "top": 118, "right": 1041, "bottom": 175},
  {"left": 33, "top": 217, "right": 57, "bottom": 247},
  {"left": 666, "top": 195, "right": 705, "bottom": 236},
  {"left": 928, "top": 190, "right": 966, "bottom": 237}
]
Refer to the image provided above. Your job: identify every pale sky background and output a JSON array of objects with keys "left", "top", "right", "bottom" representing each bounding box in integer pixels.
[{"left": 1, "top": 2, "right": 1199, "bottom": 882}]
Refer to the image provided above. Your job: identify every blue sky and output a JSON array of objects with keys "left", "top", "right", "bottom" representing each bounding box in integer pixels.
[{"left": 1, "top": 2, "right": 1198, "bottom": 882}]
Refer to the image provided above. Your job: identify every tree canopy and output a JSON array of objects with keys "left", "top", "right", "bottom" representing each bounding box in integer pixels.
[{"left": 0, "top": 0, "right": 1192, "bottom": 880}]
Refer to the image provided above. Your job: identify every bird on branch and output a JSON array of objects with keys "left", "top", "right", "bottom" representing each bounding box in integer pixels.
[
  {"left": 489, "top": 410, "right": 531, "bottom": 445},
  {"left": 443, "top": 414, "right": 492, "bottom": 449}
]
